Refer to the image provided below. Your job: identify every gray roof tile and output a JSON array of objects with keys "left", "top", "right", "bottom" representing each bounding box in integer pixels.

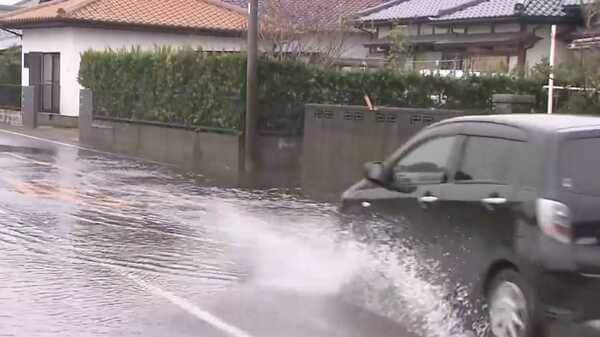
[
  {"left": 359, "top": 0, "right": 474, "bottom": 21},
  {"left": 359, "top": 0, "right": 575, "bottom": 23}
]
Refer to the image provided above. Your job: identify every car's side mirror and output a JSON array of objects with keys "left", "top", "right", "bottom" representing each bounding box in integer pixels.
[{"left": 364, "top": 161, "right": 387, "bottom": 184}]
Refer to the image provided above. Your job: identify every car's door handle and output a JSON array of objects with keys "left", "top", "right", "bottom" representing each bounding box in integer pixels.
[
  {"left": 418, "top": 195, "right": 439, "bottom": 203},
  {"left": 481, "top": 197, "right": 507, "bottom": 205}
]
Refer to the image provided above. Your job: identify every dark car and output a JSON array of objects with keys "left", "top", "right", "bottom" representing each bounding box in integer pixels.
[{"left": 341, "top": 114, "right": 600, "bottom": 337}]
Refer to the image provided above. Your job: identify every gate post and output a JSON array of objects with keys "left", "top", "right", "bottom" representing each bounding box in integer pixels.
[
  {"left": 22, "top": 86, "right": 37, "bottom": 129},
  {"left": 79, "top": 89, "right": 93, "bottom": 144}
]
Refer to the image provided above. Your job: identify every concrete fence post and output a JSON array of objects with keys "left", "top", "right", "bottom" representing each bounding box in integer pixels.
[
  {"left": 492, "top": 94, "right": 536, "bottom": 114},
  {"left": 22, "top": 86, "right": 37, "bottom": 129},
  {"left": 79, "top": 89, "right": 93, "bottom": 144}
]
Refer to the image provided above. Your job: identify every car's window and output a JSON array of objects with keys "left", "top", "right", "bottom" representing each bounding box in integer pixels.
[
  {"left": 455, "top": 136, "right": 521, "bottom": 184},
  {"left": 560, "top": 137, "right": 600, "bottom": 196},
  {"left": 393, "top": 136, "right": 456, "bottom": 185}
]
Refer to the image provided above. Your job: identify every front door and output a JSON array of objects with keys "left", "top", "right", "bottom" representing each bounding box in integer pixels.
[
  {"left": 438, "top": 134, "right": 523, "bottom": 330},
  {"left": 353, "top": 135, "right": 460, "bottom": 251},
  {"left": 26, "top": 52, "right": 60, "bottom": 114},
  {"left": 41, "top": 53, "right": 60, "bottom": 113}
]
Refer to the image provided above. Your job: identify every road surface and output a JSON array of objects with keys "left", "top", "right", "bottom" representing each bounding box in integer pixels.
[{"left": 0, "top": 129, "right": 469, "bottom": 337}]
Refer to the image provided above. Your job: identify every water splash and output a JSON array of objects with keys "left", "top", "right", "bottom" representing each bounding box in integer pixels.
[{"left": 213, "top": 202, "right": 474, "bottom": 337}]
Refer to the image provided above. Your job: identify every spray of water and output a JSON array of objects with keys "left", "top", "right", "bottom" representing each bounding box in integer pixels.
[{"left": 211, "top": 201, "right": 478, "bottom": 337}]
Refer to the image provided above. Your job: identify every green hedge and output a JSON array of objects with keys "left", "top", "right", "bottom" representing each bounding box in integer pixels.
[
  {"left": 0, "top": 47, "right": 21, "bottom": 84},
  {"left": 79, "top": 48, "right": 545, "bottom": 132},
  {"left": 79, "top": 47, "right": 245, "bottom": 130}
]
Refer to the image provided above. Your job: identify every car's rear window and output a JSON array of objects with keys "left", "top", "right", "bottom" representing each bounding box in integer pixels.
[{"left": 561, "top": 137, "right": 600, "bottom": 196}]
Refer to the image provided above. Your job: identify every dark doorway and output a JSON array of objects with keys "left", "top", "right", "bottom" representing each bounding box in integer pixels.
[{"left": 25, "top": 52, "right": 60, "bottom": 114}]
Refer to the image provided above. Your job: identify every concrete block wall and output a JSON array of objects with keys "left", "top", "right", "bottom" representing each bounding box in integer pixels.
[
  {"left": 302, "top": 104, "right": 482, "bottom": 200},
  {"left": 79, "top": 89, "right": 242, "bottom": 185}
]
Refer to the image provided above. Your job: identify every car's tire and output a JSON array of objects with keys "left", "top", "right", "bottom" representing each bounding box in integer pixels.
[{"left": 486, "top": 269, "right": 543, "bottom": 337}]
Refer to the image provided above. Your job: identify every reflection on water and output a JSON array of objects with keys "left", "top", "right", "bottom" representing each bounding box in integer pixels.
[{"left": 0, "top": 144, "right": 475, "bottom": 337}]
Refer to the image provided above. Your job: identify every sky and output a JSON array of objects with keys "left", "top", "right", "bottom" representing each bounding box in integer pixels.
[{"left": 0, "top": 0, "right": 17, "bottom": 5}]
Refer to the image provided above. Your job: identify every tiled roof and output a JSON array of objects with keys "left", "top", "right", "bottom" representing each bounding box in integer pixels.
[
  {"left": 358, "top": 0, "right": 476, "bottom": 22},
  {"left": 358, "top": 0, "right": 577, "bottom": 23},
  {"left": 0, "top": 0, "right": 247, "bottom": 33},
  {"left": 435, "top": 0, "right": 568, "bottom": 21}
]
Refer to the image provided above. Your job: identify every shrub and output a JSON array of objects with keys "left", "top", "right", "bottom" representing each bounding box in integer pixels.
[
  {"left": 79, "top": 48, "right": 545, "bottom": 132},
  {"left": 0, "top": 47, "right": 21, "bottom": 85}
]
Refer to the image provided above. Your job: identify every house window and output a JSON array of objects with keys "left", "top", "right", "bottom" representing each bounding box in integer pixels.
[{"left": 451, "top": 26, "right": 467, "bottom": 34}]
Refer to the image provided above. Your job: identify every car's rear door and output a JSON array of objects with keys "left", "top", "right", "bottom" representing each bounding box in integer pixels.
[{"left": 558, "top": 130, "right": 600, "bottom": 272}]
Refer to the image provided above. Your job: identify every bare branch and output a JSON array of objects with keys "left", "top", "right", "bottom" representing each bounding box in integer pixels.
[{"left": 260, "top": 0, "right": 357, "bottom": 65}]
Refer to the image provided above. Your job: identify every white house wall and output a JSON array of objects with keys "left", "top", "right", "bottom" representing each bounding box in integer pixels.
[
  {"left": 22, "top": 27, "right": 246, "bottom": 116},
  {"left": 22, "top": 27, "right": 75, "bottom": 116}
]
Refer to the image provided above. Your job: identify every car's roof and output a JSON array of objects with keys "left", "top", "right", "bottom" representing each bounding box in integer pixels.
[{"left": 435, "top": 114, "right": 600, "bottom": 134}]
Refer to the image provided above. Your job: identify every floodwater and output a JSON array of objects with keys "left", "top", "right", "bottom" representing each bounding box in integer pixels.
[{"left": 0, "top": 129, "right": 473, "bottom": 337}]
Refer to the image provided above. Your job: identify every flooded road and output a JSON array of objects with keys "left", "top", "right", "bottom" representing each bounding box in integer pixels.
[{"left": 0, "top": 130, "right": 469, "bottom": 337}]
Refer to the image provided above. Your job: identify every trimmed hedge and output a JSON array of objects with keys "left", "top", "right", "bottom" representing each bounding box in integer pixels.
[
  {"left": 79, "top": 48, "right": 545, "bottom": 132},
  {"left": 79, "top": 47, "right": 245, "bottom": 130},
  {"left": 0, "top": 47, "right": 21, "bottom": 84}
]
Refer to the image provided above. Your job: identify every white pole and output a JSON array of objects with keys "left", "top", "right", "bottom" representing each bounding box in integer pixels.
[{"left": 547, "top": 24, "right": 557, "bottom": 114}]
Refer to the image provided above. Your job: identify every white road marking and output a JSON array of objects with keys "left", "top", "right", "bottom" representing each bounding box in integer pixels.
[
  {"left": 3, "top": 152, "right": 53, "bottom": 166},
  {"left": 124, "top": 273, "right": 255, "bottom": 337},
  {"left": 0, "top": 129, "right": 83, "bottom": 149},
  {"left": 0, "top": 128, "right": 169, "bottom": 166}
]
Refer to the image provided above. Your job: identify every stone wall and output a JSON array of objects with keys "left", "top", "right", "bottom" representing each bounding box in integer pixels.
[{"left": 0, "top": 109, "right": 23, "bottom": 126}]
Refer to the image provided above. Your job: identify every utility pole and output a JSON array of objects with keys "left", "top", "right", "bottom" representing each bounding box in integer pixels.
[
  {"left": 547, "top": 24, "right": 557, "bottom": 114},
  {"left": 244, "top": 0, "right": 259, "bottom": 176}
]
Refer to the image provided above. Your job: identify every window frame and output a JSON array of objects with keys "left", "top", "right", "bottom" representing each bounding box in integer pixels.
[
  {"left": 389, "top": 134, "right": 461, "bottom": 186},
  {"left": 559, "top": 136, "right": 600, "bottom": 197}
]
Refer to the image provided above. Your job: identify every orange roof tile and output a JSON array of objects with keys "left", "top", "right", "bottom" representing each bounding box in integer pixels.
[{"left": 0, "top": 0, "right": 247, "bottom": 34}]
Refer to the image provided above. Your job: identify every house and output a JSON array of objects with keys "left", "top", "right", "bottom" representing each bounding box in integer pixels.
[
  {"left": 566, "top": 0, "right": 600, "bottom": 49},
  {"left": 354, "top": 0, "right": 583, "bottom": 76},
  {"left": 0, "top": 5, "right": 22, "bottom": 50},
  {"left": 0, "top": 0, "right": 247, "bottom": 117}
]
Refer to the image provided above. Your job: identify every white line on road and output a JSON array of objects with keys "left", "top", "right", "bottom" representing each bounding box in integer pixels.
[
  {"left": 0, "top": 128, "right": 171, "bottom": 166},
  {"left": 0, "top": 129, "right": 84, "bottom": 149},
  {"left": 124, "top": 272, "right": 256, "bottom": 337}
]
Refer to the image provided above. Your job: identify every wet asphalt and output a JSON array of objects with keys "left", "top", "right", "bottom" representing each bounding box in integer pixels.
[{"left": 0, "top": 129, "right": 441, "bottom": 337}]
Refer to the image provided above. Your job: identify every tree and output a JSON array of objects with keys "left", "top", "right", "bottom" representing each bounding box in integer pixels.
[
  {"left": 581, "top": 0, "right": 600, "bottom": 28},
  {"left": 385, "top": 25, "right": 415, "bottom": 71},
  {"left": 0, "top": 47, "right": 21, "bottom": 84},
  {"left": 553, "top": 49, "right": 600, "bottom": 114},
  {"left": 260, "top": 0, "right": 355, "bottom": 66}
]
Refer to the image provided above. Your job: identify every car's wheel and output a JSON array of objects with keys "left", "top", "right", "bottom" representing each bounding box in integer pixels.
[{"left": 487, "top": 269, "right": 541, "bottom": 337}]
